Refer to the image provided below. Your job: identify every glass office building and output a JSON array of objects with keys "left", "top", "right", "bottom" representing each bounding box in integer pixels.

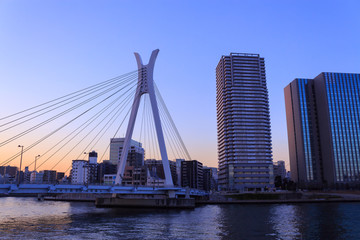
[
  {"left": 285, "top": 72, "right": 360, "bottom": 188},
  {"left": 216, "top": 53, "right": 273, "bottom": 191}
]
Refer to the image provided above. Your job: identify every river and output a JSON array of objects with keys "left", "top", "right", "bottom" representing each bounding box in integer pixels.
[{"left": 0, "top": 197, "right": 359, "bottom": 239}]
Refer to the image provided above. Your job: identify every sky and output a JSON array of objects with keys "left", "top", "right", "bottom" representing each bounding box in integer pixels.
[{"left": 0, "top": 0, "right": 360, "bottom": 173}]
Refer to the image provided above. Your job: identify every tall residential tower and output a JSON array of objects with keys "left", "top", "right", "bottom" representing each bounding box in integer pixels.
[{"left": 216, "top": 53, "right": 273, "bottom": 191}]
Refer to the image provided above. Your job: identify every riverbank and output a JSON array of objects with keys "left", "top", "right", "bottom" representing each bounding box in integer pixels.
[
  {"left": 3, "top": 191, "right": 360, "bottom": 206},
  {"left": 198, "top": 191, "right": 360, "bottom": 204},
  {"left": 197, "top": 198, "right": 360, "bottom": 204}
]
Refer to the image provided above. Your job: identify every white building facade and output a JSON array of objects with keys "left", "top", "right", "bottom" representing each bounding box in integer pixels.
[{"left": 71, "top": 160, "right": 88, "bottom": 184}]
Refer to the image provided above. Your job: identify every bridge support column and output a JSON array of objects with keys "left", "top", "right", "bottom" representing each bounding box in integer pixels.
[{"left": 115, "top": 49, "right": 174, "bottom": 187}]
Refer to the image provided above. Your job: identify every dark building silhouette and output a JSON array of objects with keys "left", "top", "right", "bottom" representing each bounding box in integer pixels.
[
  {"left": 97, "top": 160, "right": 117, "bottom": 183},
  {"left": 41, "top": 170, "right": 57, "bottom": 184},
  {"left": 0, "top": 166, "right": 18, "bottom": 177},
  {"left": 181, "top": 160, "right": 203, "bottom": 190},
  {"left": 144, "top": 159, "right": 178, "bottom": 186},
  {"left": 203, "top": 167, "right": 218, "bottom": 192},
  {"left": 23, "top": 167, "right": 31, "bottom": 183},
  {"left": 56, "top": 172, "right": 65, "bottom": 182}
]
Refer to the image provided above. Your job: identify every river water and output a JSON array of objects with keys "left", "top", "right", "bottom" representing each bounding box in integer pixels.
[{"left": 0, "top": 197, "right": 360, "bottom": 239}]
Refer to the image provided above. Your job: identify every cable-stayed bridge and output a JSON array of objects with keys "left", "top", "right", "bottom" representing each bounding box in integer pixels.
[{"left": 0, "top": 50, "right": 205, "bottom": 201}]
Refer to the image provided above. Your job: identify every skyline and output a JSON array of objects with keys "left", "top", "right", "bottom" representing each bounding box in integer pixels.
[{"left": 1, "top": 1, "right": 360, "bottom": 173}]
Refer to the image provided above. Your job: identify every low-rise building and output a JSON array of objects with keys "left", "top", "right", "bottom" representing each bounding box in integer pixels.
[
  {"left": 71, "top": 160, "right": 88, "bottom": 184},
  {"left": 30, "top": 172, "right": 44, "bottom": 183},
  {"left": 146, "top": 169, "right": 166, "bottom": 187},
  {"left": 97, "top": 160, "right": 117, "bottom": 183},
  {"left": 56, "top": 172, "right": 65, "bottom": 182},
  {"left": 181, "top": 160, "right": 203, "bottom": 190},
  {"left": 41, "top": 170, "right": 57, "bottom": 184},
  {"left": 0, "top": 166, "right": 18, "bottom": 178},
  {"left": 144, "top": 159, "right": 177, "bottom": 186},
  {"left": 103, "top": 174, "right": 116, "bottom": 185}
]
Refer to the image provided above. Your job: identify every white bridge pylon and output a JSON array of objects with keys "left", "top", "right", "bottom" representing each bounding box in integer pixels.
[{"left": 115, "top": 49, "right": 174, "bottom": 186}]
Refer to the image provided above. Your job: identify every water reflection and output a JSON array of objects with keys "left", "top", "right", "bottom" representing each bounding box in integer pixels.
[
  {"left": 269, "top": 204, "right": 302, "bottom": 239},
  {"left": 269, "top": 203, "right": 360, "bottom": 240},
  {"left": 0, "top": 198, "right": 360, "bottom": 239},
  {"left": 0, "top": 197, "right": 73, "bottom": 239},
  {"left": 63, "top": 202, "right": 223, "bottom": 239},
  {"left": 215, "top": 204, "right": 274, "bottom": 239}
]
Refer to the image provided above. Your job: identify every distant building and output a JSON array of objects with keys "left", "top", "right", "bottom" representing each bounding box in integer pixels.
[
  {"left": 203, "top": 167, "right": 218, "bottom": 192},
  {"left": 169, "top": 160, "right": 177, "bottom": 186},
  {"left": 285, "top": 72, "right": 360, "bottom": 189},
  {"left": 41, "top": 170, "right": 57, "bottom": 184},
  {"left": 0, "top": 166, "right": 18, "bottom": 178},
  {"left": 71, "top": 160, "right": 88, "bottom": 184},
  {"left": 97, "top": 160, "right": 117, "bottom": 183},
  {"left": 216, "top": 53, "right": 274, "bottom": 191},
  {"left": 30, "top": 172, "right": 44, "bottom": 183},
  {"left": 109, "top": 138, "right": 144, "bottom": 166},
  {"left": 122, "top": 166, "right": 147, "bottom": 186},
  {"left": 71, "top": 151, "right": 99, "bottom": 184},
  {"left": 88, "top": 151, "right": 98, "bottom": 164},
  {"left": 103, "top": 174, "right": 116, "bottom": 185},
  {"left": 87, "top": 151, "right": 98, "bottom": 184},
  {"left": 109, "top": 138, "right": 145, "bottom": 185},
  {"left": 286, "top": 171, "right": 291, "bottom": 180},
  {"left": 145, "top": 159, "right": 164, "bottom": 178},
  {"left": 181, "top": 160, "right": 203, "bottom": 190},
  {"left": 144, "top": 159, "right": 178, "bottom": 186},
  {"left": 146, "top": 168, "right": 166, "bottom": 187},
  {"left": 23, "top": 167, "right": 31, "bottom": 183},
  {"left": 176, "top": 159, "right": 185, "bottom": 187},
  {"left": 56, "top": 172, "right": 65, "bottom": 182},
  {"left": 273, "top": 161, "right": 286, "bottom": 180}
]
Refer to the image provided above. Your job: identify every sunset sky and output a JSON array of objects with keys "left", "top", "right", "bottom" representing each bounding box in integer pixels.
[{"left": 1, "top": 0, "right": 359, "bottom": 173}]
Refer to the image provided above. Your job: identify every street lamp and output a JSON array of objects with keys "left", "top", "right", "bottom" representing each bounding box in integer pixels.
[
  {"left": 17, "top": 145, "right": 24, "bottom": 185},
  {"left": 34, "top": 155, "right": 40, "bottom": 172}
]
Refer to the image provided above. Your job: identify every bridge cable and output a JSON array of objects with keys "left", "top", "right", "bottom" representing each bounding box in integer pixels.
[
  {"left": 158, "top": 97, "right": 187, "bottom": 160},
  {"left": 37, "top": 86, "right": 137, "bottom": 170},
  {"left": 158, "top": 103, "right": 183, "bottom": 160},
  {"left": 85, "top": 91, "right": 136, "bottom": 158},
  {"left": 0, "top": 69, "right": 139, "bottom": 121},
  {"left": 159, "top": 98, "right": 189, "bottom": 160},
  {"left": 98, "top": 105, "right": 133, "bottom": 163},
  {"left": 25, "top": 88, "right": 134, "bottom": 168},
  {"left": 75, "top": 88, "right": 137, "bottom": 161},
  {"left": 64, "top": 163, "right": 72, "bottom": 175},
  {"left": 0, "top": 80, "right": 138, "bottom": 166},
  {"left": 26, "top": 86, "right": 137, "bottom": 170},
  {"left": 0, "top": 76, "right": 138, "bottom": 148},
  {"left": 154, "top": 82, "right": 192, "bottom": 160},
  {"left": 0, "top": 73, "right": 138, "bottom": 133}
]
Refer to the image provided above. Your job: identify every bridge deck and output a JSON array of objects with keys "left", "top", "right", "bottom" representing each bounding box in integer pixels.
[{"left": 0, "top": 184, "right": 207, "bottom": 196}]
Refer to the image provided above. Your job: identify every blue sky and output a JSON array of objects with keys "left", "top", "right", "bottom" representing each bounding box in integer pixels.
[{"left": 1, "top": 0, "right": 359, "bottom": 171}]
